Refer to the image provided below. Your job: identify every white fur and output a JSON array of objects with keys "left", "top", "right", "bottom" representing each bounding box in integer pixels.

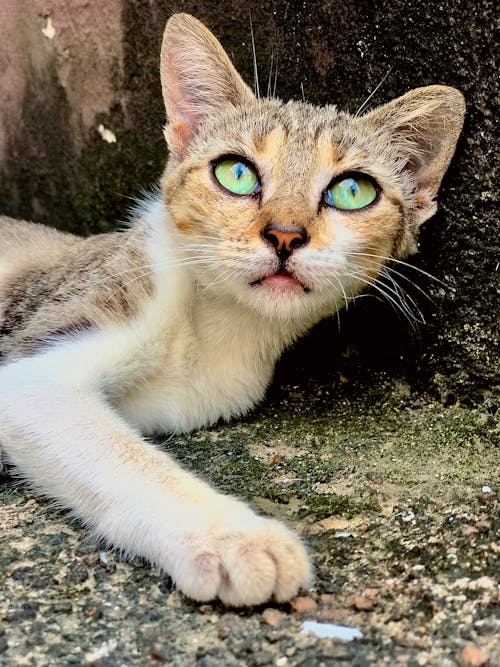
[{"left": 0, "top": 196, "right": 314, "bottom": 605}]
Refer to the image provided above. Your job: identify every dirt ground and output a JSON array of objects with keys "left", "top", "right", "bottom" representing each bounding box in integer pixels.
[{"left": 1, "top": 375, "right": 497, "bottom": 666}]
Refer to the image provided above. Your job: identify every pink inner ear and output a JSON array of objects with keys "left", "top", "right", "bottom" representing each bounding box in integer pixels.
[
  {"left": 162, "top": 50, "right": 203, "bottom": 155},
  {"left": 162, "top": 51, "right": 199, "bottom": 125},
  {"left": 167, "top": 120, "right": 193, "bottom": 158}
]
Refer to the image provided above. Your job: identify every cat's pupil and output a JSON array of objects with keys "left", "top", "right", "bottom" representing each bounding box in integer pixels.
[
  {"left": 348, "top": 180, "right": 360, "bottom": 197},
  {"left": 233, "top": 163, "right": 245, "bottom": 180}
]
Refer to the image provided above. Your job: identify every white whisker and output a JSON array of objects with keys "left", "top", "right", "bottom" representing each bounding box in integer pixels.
[
  {"left": 345, "top": 269, "right": 424, "bottom": 335},
  {"left": 267, "top": 48, "right": 275, "bottom": 98},
  {"left": 349, "top": 251, "right": 447, "bottom": 287},
  {"left": 354, "top": 67, "right": 393, "bottom": 117},
  {"left": 249, "top": 11, "right": 260, "bottom": 99},
  {"left": 324, "top": 273, "right": 350, "bottom": 311}
]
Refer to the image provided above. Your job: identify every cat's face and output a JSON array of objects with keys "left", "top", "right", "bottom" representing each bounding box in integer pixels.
[
  {"left": 163, "top": 101, "right": 412, "bottom": 319},
  {"left": 160, "top": 14, "right": 465, "bottom": 321}
]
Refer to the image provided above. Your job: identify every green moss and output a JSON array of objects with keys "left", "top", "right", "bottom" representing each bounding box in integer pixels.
[{"left": 297, "top": 493, "right": 374, "bottom": 520}]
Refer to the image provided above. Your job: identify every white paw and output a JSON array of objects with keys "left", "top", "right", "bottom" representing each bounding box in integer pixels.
[{"left": 172, "top": 513, "right": 312, "bottom": 606}]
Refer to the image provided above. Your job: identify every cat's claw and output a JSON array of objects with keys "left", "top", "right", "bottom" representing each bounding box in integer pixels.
[{"left": 173, "top": 516, "right": 312, "bottom": 606}]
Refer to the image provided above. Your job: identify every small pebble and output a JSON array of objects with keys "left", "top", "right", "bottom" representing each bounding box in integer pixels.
[
  {"left": 475, "top": 519, "right": 491, "bottom": 531},
  {"left": 198, "top": 604, "right": 214, "bottom": 614},
  {"left": 470, "top": 576, "right": 495, "bottom": 590},
  {"left": 318, "top": 517, "right": 349, "bottom": 530},
  {"left": 262, "top": 608, "right": 284, "bottom": 627},
  {"left": 364, "top": 588, "right": 379, "bottom": 598},
  {"left": 458, "top": 643, "right": 489, "bottom": 667},
  {"left": 353, "top": 595, "right": 375, "bottom": 611},
  {"left": 291, "top": 596, "right": 317, "bottom": 614},
  {"left": 392, "top": 633, "right": 429, "bottom": 649},
  {"left": 149, "top": 643, "right": 168, "bottom": 663}
]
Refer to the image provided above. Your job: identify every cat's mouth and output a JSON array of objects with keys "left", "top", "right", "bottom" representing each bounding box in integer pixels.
[{"left": 250, "top": 269, "right": 309, "bottom": 293}]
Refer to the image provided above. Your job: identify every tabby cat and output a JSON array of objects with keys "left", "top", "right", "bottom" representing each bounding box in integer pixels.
[{"left": 0, "top": 14, "right": 464, "bottom": 605}]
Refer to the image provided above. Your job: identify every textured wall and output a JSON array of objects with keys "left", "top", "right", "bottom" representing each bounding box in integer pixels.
[{"left": 0, "top": 0, "right": 497, "bottom": 400}]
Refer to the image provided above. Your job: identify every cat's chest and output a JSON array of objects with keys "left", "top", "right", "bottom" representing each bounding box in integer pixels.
[{"left": 114, "top": 316, "right": 275, "bottom": 434}]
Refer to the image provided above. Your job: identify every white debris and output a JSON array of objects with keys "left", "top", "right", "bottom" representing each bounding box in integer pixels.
[
  {"left": 42, "top": 17, "right": 55, "bottom": 40},
  {"left": 275, "top": 658, "right": 288, "bottom": 667},
  {"left": 469, "top": 576, "right": 496, "bottom": 590},
  {"left": 84, "top": 640, "right": 117, "bottom": 663},
  {"left": 482, "top": 485, "right": 492, "bottom": 494},
  {"left": 98, "top": 124, "right": 117, "bottom": 143},
  {"left": 402, "top": 510, "right": 415, "bottom": 522},
  {"left": 301, "top": 621, "right": 364, "bottom": 641},
  {"left": 99, "top": 552, "right": 108, "bottom": 565}
]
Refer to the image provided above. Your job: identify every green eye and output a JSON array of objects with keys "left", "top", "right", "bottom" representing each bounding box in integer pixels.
[
  {"left": 325, "top": 175, "right": 377, "bottom": 210},
  {"left": 214, "top": 158, "right": 260, "bottom": 196}
]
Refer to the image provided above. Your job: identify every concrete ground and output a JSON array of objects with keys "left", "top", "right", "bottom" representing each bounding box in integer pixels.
[{"left": 0, "top": 375, "right": 498, "bottom": 666}]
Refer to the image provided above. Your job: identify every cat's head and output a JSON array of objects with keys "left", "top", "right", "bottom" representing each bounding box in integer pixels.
[{"left": 159, "top": 13, "right": 465, "bottom": 320}]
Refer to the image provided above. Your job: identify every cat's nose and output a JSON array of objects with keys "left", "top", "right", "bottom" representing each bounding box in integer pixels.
[{"left": 261, "top": 223, "right": 308, "bottom": 257}]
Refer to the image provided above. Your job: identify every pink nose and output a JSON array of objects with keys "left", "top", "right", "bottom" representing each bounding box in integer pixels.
[{"left": 261, "top": 223, "right": 308, "bottom": 257}]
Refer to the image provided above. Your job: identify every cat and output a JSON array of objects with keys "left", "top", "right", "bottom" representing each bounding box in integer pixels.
[{"left": 0, "top": 13, "right": 464, "bottom": 606}]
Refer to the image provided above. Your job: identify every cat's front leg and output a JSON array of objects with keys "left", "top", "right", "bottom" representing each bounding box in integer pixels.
[{"left": 0, "top": 354, "right": 311, "bottom": 605}]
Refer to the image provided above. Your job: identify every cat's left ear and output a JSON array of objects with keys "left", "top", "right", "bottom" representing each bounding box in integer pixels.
[
  {"left": 160, "top": 13, "right": 255, "bottom": 158},
  {"left": 361, "top": 85, "right": 465, "bottom": 225}
]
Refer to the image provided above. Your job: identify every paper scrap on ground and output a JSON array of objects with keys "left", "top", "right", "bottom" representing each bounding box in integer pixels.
[{"left": 301, "top": 621, "right": 364, "bottom": 641}]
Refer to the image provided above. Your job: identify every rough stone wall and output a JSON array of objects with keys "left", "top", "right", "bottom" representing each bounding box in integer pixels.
[{"left": 0, "top": 0, "right": 497, "bottom": 400}]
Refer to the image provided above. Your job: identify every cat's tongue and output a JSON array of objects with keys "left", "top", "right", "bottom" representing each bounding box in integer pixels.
[{"left": 261, "top": 271, "right": 304, "bottom": 291}]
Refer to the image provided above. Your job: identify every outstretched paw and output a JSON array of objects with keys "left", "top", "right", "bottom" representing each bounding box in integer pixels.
[{"left": 174, "top": 514, "right": 312, "bottom": 606}]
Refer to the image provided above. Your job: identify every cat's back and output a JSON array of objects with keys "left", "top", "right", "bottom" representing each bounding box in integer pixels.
[
  {"left": 0, "top": 216, "right": 82, "bottom": 312},
  {"left": 0, "top": 216, "right": 80, "bottom": 263},
  {"left": 0, "top": 216, "right": 153, "bottom": 362}
]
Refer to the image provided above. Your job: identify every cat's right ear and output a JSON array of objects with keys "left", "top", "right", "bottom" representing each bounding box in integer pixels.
[
  {"left": 360, "top": 85, "right": 465, "bottom": 226},
  {"left": 160, "top": 13, "right": 255, "bottom": 159}
]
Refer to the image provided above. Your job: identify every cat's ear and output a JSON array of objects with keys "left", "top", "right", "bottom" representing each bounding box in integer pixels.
[
  {"left": 160, "top": 13, "right": 255, "bottom": 158},
  {"left": 362, "top": 85, "right": 465, "bottom": 225}
]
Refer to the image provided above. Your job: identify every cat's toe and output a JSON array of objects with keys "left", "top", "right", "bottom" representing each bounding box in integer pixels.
[
  {"left": 174, "top": 551, "right": 223, "bottom": 602},
  {"left": 216, "top": 518, "right": 312, "bottom": 606}
]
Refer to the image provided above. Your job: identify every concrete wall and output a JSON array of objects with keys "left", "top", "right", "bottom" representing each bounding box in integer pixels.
[{"left": 0, "top": 1, "right": 497, "bottom": 400}]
